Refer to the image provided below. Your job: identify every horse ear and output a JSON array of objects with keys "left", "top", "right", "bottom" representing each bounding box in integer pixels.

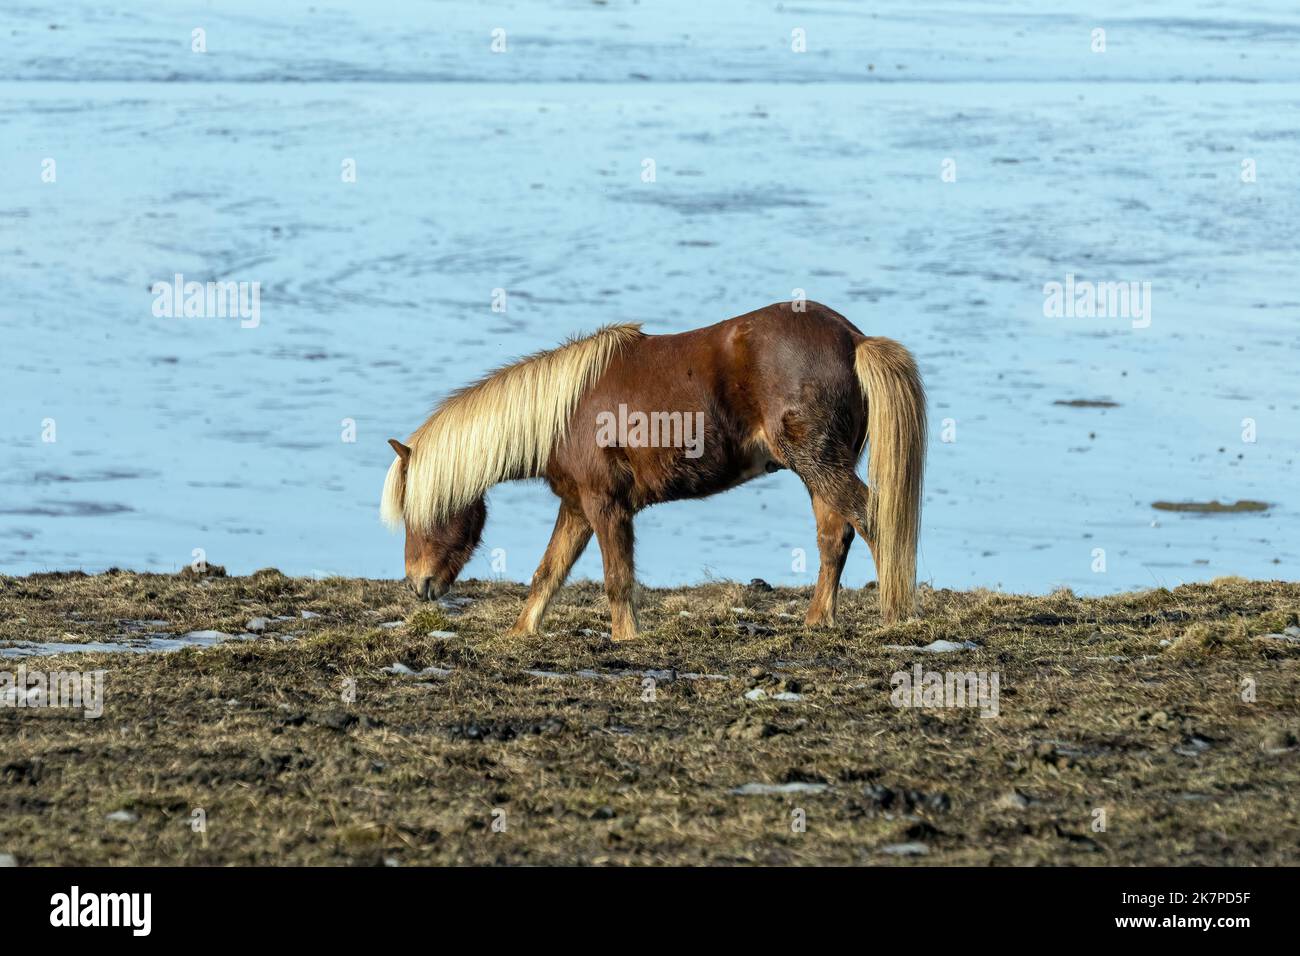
[{"left": 387, "top": 439, "right": 412, "bottom": 464}]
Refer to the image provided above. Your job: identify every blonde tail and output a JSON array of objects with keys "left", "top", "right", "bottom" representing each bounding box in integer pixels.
[{"left": 854, "top": 337, "right": 926, "bottom": 622}]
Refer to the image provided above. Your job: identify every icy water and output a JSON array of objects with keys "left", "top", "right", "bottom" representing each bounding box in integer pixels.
[{"left": 2, "top": 2, "right": 1298, "bottom": 594}]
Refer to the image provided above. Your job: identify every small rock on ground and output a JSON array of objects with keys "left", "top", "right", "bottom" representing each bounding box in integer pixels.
[
  {"left": 1256, "top": 632, "right": 1300, "bottom": 645},
  {"left": 731, "top": 781, "right": 829, "bottom": 796},
  {"left": 881, "top": 842, "right": 930, "bottom": 856},
  {"left": 744, "top": 688, "right": 803, "bottom": 702},
  {"left": 995, "top": 789, "right": 1033, "bottom": 810},
  {"left": 382, "top": 662, "right": 454, "bottom": 678},
  {"left": 878, "top": 639, "right": 977, "bottom": 655},
  {"left": 179, "top": 630, "right": 233, "bottom": 641}
]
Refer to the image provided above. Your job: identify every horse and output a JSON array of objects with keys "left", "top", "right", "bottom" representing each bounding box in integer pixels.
[{"left": 382, "top": 301, "right": 926, "bottom": 642}]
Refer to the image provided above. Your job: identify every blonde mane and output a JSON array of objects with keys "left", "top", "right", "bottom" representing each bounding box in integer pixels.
[{"left": 381, "top": 323, "right": 644, "bottom": 532}]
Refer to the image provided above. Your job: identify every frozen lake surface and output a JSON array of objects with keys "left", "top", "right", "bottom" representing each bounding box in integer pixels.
[{"left": 2, "top": 1, "right": 1297, "bottom": 594}]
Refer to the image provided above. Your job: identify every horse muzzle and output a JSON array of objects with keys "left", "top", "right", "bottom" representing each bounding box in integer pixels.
[{"left": 408, "top": 576, "right": 448, "bottom": 601}]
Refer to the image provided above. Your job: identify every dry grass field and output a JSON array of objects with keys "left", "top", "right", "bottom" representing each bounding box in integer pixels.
[{"left": 1, "top": 570, "right": 1297, "bottom": 865}]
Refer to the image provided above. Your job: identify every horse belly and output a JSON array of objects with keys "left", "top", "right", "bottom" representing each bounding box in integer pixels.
[
  {"left": 637, "top": 426, "right": 777, "bottom": 503},
  {"left": 723, "top": 440, "right": 778, "bottom": 488}
]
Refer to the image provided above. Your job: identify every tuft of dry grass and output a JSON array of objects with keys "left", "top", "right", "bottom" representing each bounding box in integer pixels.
[{"left": 0, "top": 571, "right": 1297, "bottom": 865}]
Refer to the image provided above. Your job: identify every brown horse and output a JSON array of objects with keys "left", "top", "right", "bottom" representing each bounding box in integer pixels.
[{"left": 382, "top": 301, "right": 925, "bottom": 641}]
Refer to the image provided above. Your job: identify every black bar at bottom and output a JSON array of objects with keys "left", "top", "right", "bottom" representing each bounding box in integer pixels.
[{"left": 0, "top": 866, "right": 1286, "bottom": 940}]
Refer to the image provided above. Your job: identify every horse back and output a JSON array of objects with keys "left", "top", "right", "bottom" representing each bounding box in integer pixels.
[{"left": 550, "top": 302, "right": 867, "bottom": 507}]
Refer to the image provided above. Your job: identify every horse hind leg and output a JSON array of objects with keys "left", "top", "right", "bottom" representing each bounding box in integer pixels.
[
  {"left": 803, "top": 467, "right": 879, "bottom": 572},
  {"left": 774, "top": 424, "right": 882, "bottom": 595},
  {"left": 805, "top": 492, "right": 854, "bottom": 627},
  {"left": 507, "top": 501, "right": 592, "bottom": 638}
]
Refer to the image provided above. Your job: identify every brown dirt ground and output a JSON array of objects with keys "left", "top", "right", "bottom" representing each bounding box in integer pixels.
[{"left": 1, "top": 570, "right": 1297, "bottom": 865}]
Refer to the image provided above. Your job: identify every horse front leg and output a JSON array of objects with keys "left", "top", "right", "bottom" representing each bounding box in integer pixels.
[
  {"left": 584, "top": 497, "right": 639, "bottom": 642},
  {"left": 507, "top": 501, "right": 591, "bottom": 638}
]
